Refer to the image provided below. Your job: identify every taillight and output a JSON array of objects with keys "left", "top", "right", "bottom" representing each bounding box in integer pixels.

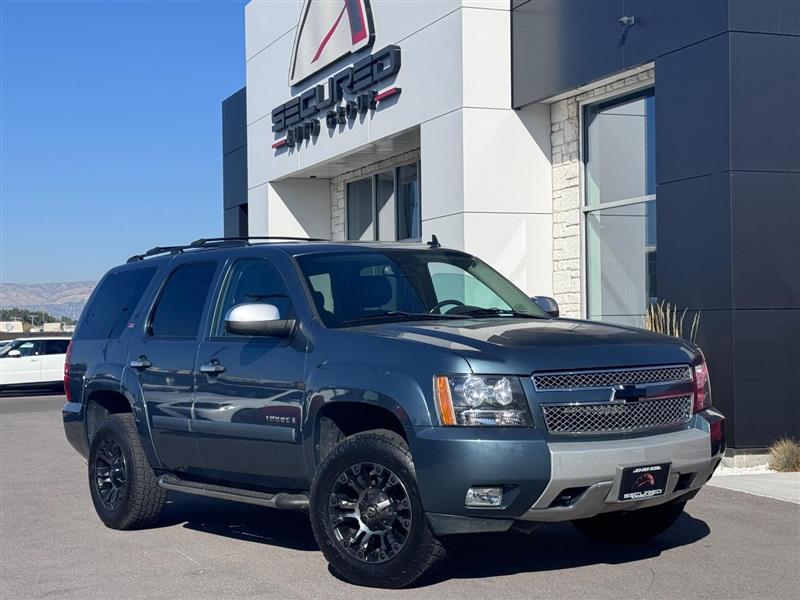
[
  {"left": 693, "top": 359, "right": 712, "bottom": 412},
  {"left": 63, "top": 341, "right": 73, "bottom": 402}
]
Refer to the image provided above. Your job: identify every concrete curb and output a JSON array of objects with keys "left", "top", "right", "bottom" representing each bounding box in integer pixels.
[{"left": 708, "top": 472, "right": 800, "bottom": 505}]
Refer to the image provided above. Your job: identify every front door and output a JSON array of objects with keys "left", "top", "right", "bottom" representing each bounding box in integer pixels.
[
  {"left": 193, "top": 257, "right": 307, "bottom": 489},
  {"left": 0, "top": 340, "right": 43, "bottom": 385},
  {"left": 127, "top": 260, "right": 219, "bottom": 475}
]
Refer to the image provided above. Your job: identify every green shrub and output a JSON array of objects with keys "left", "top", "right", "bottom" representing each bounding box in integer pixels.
[{"left": 767, "top": 438, "right": 800, "bottom": 472}]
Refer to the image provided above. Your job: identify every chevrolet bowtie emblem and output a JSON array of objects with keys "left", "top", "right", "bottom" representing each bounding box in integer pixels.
[{"left": 610, "top": 384, "right": 646, "bottom": 404}]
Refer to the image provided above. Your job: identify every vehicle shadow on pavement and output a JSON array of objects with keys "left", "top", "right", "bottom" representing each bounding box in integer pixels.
[
  {"left": 157, "top": 492, "right": 710, "bottom": 584},
  {"left": 424, "top": 511, "right": 710, "bottom": 586},
  {"left": 158, "top": 492, "right": 319, "bottom": 552}
]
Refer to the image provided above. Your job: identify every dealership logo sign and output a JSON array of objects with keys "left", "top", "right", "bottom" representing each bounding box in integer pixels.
[
  {"left": 289, "top": 0, "right": 375, "bottom": 86},
  {"left": 272, "top": 0, "right": 401, "bottom": 150}
]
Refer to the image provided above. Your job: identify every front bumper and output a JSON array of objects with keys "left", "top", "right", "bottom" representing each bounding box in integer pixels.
[
  {"left": 520, "top": 421, "right": 721, "bottom": 522},
  {"left": 413, "top": 410, "right": 724, "bottom": 535}
]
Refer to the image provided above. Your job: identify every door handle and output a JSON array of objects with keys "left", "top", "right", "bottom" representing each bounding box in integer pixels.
[
  {"left": 129, "top": 356, "right": 152, "bottom": 369},
  {"left": 199, "top": 361, "right": 225, "bottom": 375}
]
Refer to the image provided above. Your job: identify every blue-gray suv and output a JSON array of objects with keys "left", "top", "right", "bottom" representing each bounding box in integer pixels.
[{"left": 63, "top": 237, "right": 725, "bottom": 588}]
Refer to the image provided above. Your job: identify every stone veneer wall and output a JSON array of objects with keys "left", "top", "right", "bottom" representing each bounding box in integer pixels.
[
  {"left": 330, "top": 149, "right": 421, "bottom": 240},
  {"left": 549, "top": 68, "right": 655, "bottom": 318}
]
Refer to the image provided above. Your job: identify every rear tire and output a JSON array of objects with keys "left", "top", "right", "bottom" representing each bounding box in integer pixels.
[
  {"left": 572, "top": 500, "right": 685, "bottom": 542},
  {"left": 88, "top": 413, "right": 167, "bottom": 530},
  {"left": 310, "top": 429, "right": 446, "bottom": 588}
]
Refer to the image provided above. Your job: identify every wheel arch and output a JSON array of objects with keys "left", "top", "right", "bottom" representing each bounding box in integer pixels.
[
  {"left": 302, "top": 362, "right": 431, "bottom": 478},
  {"left": 315, "top": 401, "right": 408, "bottom": 462}
]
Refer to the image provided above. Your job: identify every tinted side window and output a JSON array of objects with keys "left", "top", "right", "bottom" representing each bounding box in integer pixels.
[
  {"left": 214, "top": 259, "right": 294, "bottom": 337},
  {"left": 43, "top": 340, "right": 70, "bottom": 355},
  {"left": 149, "top": 262, "right": 217, "bottom": 338},
  {"left": 76, "top": 267, "right": 157, "bottom": 340}
]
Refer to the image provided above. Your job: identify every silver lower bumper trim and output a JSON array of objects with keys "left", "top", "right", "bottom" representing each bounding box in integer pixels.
[{"left": 520, "top": 425, "right": 719, "bottom": 522}]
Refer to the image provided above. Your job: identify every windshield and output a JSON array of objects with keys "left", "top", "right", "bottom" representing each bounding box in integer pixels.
[{"left": 295, "top": 249, "right": 547, "bottom": 327}]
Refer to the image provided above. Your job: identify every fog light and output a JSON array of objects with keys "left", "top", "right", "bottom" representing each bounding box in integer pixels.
[{"left": 465, "top": 486, "right": 503, "bottom": 507}]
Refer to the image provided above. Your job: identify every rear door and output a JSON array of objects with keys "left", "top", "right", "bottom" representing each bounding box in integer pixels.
[
  {"left": 127, "top": 260, "right": 219, "bottom": 476},
  {"left": 193, "top": 257, "right": 307, "bottom": 488},
  {"left": 41, "top": 339, "right": 70, "bottom": 383},
  {"left": 0, "top": 340, "right": 43, "bottom": 385}
]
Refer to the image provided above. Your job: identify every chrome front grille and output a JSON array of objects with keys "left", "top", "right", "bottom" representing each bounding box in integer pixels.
[
  {"left": 541, "top": 395, "right": 693, "bottom": 435},
  {"left": 532, "top": 365, "right": 692, "bottom": 391}
]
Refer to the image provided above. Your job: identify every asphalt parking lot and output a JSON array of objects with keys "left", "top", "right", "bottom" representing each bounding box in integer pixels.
[{"left": 1, "top": 393, "right": 799, "bottom": 600}]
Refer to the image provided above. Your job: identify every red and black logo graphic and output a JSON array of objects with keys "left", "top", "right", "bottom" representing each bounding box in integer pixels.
[
  {"left": 289, "top": 0, "right": 375, "bottom": 86},
  {"left": 619, "top": 463, "right": 669, "bottom": 501}
]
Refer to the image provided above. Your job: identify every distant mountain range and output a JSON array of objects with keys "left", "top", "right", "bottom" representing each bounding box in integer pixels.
[{"left": 0, "top": 281, "right": 97, "bottom": 320}]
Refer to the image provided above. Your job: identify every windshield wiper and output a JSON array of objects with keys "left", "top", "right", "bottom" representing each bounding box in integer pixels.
[
  {"left": 456, "top": 307, "right": 544, "bottom": 319},
  {"left": 340, "top": 311, "right": 460, "bottom": 326}
]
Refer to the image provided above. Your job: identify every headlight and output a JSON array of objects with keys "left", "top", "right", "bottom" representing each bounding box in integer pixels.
[{"left": 434, "top": 375, "right": 532, "bottom": 426}]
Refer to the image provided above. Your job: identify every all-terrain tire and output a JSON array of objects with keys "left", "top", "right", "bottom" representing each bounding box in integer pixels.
[
  {"left": 572, "top": 500, "right": 685, "bottom": 542},
  {"left": 310, "top": 429, "right": 446, "bottom": 588},
  {"left": 88, "top": 413, "right": 167, "bottom": 530}
]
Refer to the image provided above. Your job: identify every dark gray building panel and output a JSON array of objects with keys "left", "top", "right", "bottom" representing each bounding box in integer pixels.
[
  {"left": 222, "top": 87, "right": 248, "bottom": 155},
  {"left": 621, "top": 0, "right": 728, "bottom": 68},
  {"left": 731, "top": 172, "right": 800, "bottom": 310},
  {"left": 224, "top": 205, "right": 248, "bottom": 239},
  {"left": 656, "top": 173, "right": 732, "bottom": 311},
  {"left": 732, "top": 309, "right": 800, "bottom": 448},
  {"left": 728, "top": 0, "right": 800, "bottom": 35},
  {"left": 729, "top": 33, "right": 800, "bottom": 173},
  {"left": 655, "top": 33, "right": 730, "bottom": 184},
  {"left": 511, "top": 0, "right": 624, "bottom": 106},
  {"left": 222, "top": 87, "right": 248, "bottom": 238},
  {"left": 223, "top": 146, "right": 248, "bottom": 210},
  {"left": 511, "top": 0, "right": 731, "bottom": 106}
]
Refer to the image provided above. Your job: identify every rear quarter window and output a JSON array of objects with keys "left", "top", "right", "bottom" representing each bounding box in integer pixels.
[
  {"left": 43, "top": 340, "right": 70, "bottom": 355},
  {"left": 75, "top": 267, "right": 157, "bottom": 340},
  {"left": 148, "top": 262, "right": 217, "bottom": 338}
]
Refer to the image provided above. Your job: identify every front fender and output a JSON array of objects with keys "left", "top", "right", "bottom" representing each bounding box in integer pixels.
[{"left": 301, "top": 361, "right": 433, "bottom": 477}]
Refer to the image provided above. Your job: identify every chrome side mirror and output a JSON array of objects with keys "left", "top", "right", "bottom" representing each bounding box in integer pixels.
[
  {"left": 532, "top": 296, "right": 559, "bottom": 318},
  {"left": 224, "top": 303, "right": 295, "bottom": 337}
]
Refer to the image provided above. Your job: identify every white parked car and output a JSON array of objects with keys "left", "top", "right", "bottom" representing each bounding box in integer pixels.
[{"left": 0, "top": 337, "right": 71, "bottom": 389}]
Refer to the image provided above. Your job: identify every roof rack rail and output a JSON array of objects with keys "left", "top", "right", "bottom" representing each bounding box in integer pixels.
[
  {"left": 189, "top": 236, "right": 328, "bottom": 247},
  {"left": 126, "top": 245, "right": 189, "bottom": 263},
  {"left": 126, "top": 236, "right": 329, "bottom": 263}
]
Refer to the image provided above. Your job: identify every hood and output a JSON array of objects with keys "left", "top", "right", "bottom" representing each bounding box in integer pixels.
[{"left": 353, "top": 317, "right": 698, "bottom": 374}]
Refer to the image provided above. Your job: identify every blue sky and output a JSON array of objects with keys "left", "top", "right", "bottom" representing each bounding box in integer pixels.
[{"left": 1, "top": 0, "right": 247, "bottom": 283}]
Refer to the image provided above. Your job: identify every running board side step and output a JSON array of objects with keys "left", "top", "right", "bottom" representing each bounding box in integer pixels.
[{"left": 158, "top": 474, "right": 310, "bottom": 512}]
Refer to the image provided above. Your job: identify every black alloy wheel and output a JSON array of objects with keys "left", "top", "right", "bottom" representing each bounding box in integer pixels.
[
  {"left": 328, "top": 461, "right": 412, "bottom": 564},
  {"left": 93, "top": 435, "right": 127, "bottom": 511},
  {"left": 88, "top": 413, "right": 167, "bottom": 530},
  {"left": 310, "top": 429, "right": 447, "bottom": 588}
]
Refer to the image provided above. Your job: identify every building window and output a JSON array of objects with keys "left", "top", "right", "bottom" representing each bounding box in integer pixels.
[
  {"left": 346, "top": 177, "right": 373, "bottom": 241},
  {"left": 396, "top": 163, "right": 421, "bottom": 240},
  {"left": 583, "top": 89, "right": 656, "bottom": 326},
  {"left": 346, "top": 162, "right": 421, "bottom": 241}
]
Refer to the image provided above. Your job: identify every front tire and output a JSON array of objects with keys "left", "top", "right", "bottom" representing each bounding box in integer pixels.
[
  {"left": 310, "top": 429, "right": 446, "bottom": 588},
  {"left": 88, "top": 413, "right": 167, "bottom": 530},
  {"left": 572, "top": 500, "right": 685, "bottom": 542}
]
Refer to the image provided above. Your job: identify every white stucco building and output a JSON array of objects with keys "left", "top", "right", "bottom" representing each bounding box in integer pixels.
[{"left": 237, "top": 0, "right": 555, "bottom": 301}]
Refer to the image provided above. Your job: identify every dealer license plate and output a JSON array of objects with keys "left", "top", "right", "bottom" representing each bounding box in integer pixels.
[{"left": 618, "top": 463, "right": 671, "bottom": 501}]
